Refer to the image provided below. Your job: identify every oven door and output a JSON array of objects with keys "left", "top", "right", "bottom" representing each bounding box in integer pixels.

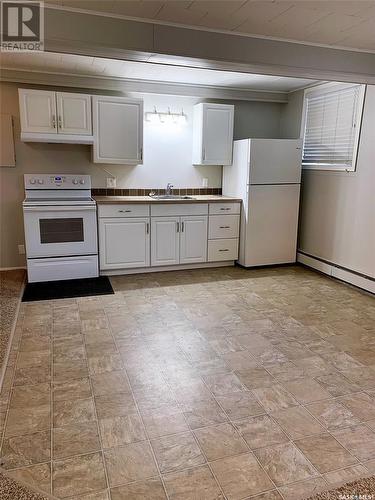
[{"left": 23, "top": 205, "right": 97, "bottom": 258}]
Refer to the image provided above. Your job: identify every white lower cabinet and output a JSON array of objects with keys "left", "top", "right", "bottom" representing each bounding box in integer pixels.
[
  {"left": 151, "top": 215, "right": 208, "bottom": 267},
  {"left": 99, "top": 217, "right": 150, "bottom": 270},
  {"left": 180, "top": 216, "right": 208, "bottom": 264},
  {"left": 208, "top": 238, "right": 239, "bottom": 262},
  {"left": 208, "top": 203, "right": 240, "bottom": 262},
  {"left": 151, "top": 217, "right": 180, "bottom": 266},
  {"left": 208, "top": 214, "right": 240, "bottom": 239},
  {"left": 98, "top": 202, "right": 239, "bottom": 273}
]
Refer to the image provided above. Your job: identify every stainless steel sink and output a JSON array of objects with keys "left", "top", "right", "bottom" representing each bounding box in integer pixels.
[{"left": 149, "top": 194, "right": 195, "bottom": 200}]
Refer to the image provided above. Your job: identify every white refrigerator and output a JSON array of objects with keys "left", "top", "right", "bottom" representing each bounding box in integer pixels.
[{"left": 222, "top": 138, "right": 302, "bottom": 267}]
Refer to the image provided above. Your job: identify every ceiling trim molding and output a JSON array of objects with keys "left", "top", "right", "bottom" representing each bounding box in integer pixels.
[
  {"left": 0, "top": 69, "right": 289, "bottom": 103},
  {"left": 45, "top": 3, "right": 375, "bottom": 55}
]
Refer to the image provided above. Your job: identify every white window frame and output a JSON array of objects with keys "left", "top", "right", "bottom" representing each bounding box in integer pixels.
[{"left": 301, "top": 82, "right": 366, "bottom": 172}]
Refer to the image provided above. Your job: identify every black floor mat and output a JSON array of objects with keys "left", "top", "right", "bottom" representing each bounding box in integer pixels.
[{"left": 22, "top": 276, "right": 114, "bottom": 302}]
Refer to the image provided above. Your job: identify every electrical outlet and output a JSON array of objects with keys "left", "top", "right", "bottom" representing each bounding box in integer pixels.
[
  {"left": 106, "top": 177, "right": 116, "bottom": 188},
  {"left": 18, "top": 244, "right": 25, "bottom": 255}
]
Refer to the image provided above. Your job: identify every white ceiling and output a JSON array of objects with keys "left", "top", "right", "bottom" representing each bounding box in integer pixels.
[
  {"left": 0, "top": 51, "right": 318, "bottom": 92},
  {"left": 45, "top": 0, "right": 375, "bottom": 52}
]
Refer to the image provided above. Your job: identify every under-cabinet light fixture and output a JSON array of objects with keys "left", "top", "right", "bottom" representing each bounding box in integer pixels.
[{"left": 145, "top": 107, "right": 187, "bottom": 125}]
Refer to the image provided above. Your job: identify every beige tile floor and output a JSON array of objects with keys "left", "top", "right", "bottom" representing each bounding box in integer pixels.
[{"left": 1, "top": 265, "right": 375, "bottom": 500}]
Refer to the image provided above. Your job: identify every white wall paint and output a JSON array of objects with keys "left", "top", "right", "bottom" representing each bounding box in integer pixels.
[
  {"left": 0, "top": 81, "right": 284, "bottom": 268},
  {"left": 104, "top": 93, "right": 223, "bottom": 189},
  {"left": 298, "top": 85, "right": 375, "bottom": 279}
]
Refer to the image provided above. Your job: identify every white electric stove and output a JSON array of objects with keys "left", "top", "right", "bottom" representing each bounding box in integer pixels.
[{"left": 23, "top": 174, "right": 98, "bottom": 282}]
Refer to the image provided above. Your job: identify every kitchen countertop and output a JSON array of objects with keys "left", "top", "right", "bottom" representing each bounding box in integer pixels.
[{"left": 94, "top": 195, "right": 242, "bottom": 204}]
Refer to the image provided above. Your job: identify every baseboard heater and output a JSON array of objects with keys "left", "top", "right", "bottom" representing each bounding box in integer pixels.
[{"left": 297, "top": 252, "right": 375, "bottom": 295}]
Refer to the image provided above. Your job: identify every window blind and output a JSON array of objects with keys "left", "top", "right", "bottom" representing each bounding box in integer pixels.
[{"left": 302, "top": 85, "right": 363, "bottom": 170}]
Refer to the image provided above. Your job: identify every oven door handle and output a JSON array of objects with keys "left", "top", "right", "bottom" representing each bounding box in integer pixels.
[{"left": 23, "top": 205, "right": 96, "bottom": 212}]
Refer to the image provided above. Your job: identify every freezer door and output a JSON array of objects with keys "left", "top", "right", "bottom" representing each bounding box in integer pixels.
[
  {"left": 249, "top": 139, "right": 302, "bottom": 184},
  {"left": 240, "top": 184, "right": 300, "bottom": 267}
]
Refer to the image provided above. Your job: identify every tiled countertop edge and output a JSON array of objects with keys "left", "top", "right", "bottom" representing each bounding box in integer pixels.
[{"left": 94, "top": 195, "right": 242, "bottom": 204}]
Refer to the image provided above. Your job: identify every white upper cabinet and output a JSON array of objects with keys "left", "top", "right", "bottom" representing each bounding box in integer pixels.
[
  {"left": 180, "top": 216, "right": 208, "bottom": 264},
  {"left": 192, "top": 103, "right": 234, "bottom": 166},
  {"left": 56, "top": 92, "right": 92, "bottom": 135},
  {"left": 18, "top": 89, "right": 94, "bottom": 143},
  {"left": 93, "top": 96, "right": 143, "bottom": 165},
  {"left": 19, "top": 89, "right": 57, "bottom": 134}
]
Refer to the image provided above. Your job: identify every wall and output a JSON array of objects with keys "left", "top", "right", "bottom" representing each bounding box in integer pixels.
[
  {"left": 231, "top": 100, "right": 282, "bottom": 140},
  {"left": 0, "top": 81, "right": 284, "bottom": 268},
  {"left": 298, "top": 85, "right": 375, "bottom": 279},
  {"left": 279, "top": 89, "right": 304, "bottom": 139}
]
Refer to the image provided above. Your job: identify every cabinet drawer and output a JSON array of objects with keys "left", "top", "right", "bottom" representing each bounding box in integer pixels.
[
  {"left": 98, "top": 204, "right": 149, "bottom": 218},
  {"left": 209, "top": 202, "right": 240, "bottom": 215},
  {"left": 209, "top": 215, "right": 240, "bottom": 239},
  {"left": 151, "top": 203, "right": 208, "bottom": 217},
  {"left": 208, "top": 239, "right": 238, "bottom": 262}
]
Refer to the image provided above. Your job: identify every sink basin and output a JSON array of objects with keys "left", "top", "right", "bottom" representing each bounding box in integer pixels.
[{"left": 149, "top": 194, "right": 195, "bottom": 200}]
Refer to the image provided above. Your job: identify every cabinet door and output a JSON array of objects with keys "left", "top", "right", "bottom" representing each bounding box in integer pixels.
[
  {"left": 57, "top": 92, "right": 92, "bottom": 135},
  {"left": 180, "top": 216, "right": 208, "bottom": 264},
  {"left": 202, "top": 104, "right": 234, "bottom": 165},
  {"left": 93, "top": 96, "right": 143, "bottom": 164},
  {"left": 19, "top": 89, "right": 57, "bottom": 134},
  {"left": 151, "top": 217, "right": 180, "bottom": 266},
  {"left": 99, "top": 218, "right": 150, "bottom": 270}
]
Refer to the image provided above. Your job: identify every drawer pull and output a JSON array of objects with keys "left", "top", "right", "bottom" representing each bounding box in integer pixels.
[
  {"left": 219, "top": 249, "right": 229, "bottom": 252},
  {"left": 219, "top": 226, "right": 230, "bottom": 229},
  {"left": 118, "top": 209, "right": 132, "bottom": 213},
  {"left": 220, "top": 208, "right": 231, "bottom": 211}
]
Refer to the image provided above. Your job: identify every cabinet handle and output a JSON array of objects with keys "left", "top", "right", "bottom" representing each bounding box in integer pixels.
[
  {"left": 219, "top": 226, "right": 230, "bottom": 229},
  {"left": 181, "top": 221, "right": 184, "bottom": 232},
  {"left": 220, "top": 207, "right": 231, "bottom": 211},
  {"left": 58, "top": 115, "right": 62, "bottom": 129},
  {"left": 118, "top": 210, "right": 131, "bottom": 213},
  {"left": 140, "top": 148, "right": 143, "bottom": 161},
  {"left": 176, "top": 222, "right": 179, "bottom": 233},
  {"left": 219, "top": 249, "right": 229, "bottom": 252},
  {"left": 146, "top": 222, "right": 149, "bottom": 234},
  {"left": 52, "top": 115, "right": 56, "bottom": 128}
]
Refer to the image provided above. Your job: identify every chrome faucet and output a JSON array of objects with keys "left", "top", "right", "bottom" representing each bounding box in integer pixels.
[{"left": 166, "top": 183, "right": 173, "bottom": 195}]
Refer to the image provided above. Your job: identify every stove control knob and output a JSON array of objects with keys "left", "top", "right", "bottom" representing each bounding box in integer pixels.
[
  {"left": 72, "top": 179, "right": 79, "bottom": 185},
  {"left": 38, "top": 179, "right": 44, "bottom": 184},
  {"left": 79, "top": 179, "right": 85, "bottom": 185},
  {"left": 30, "top": 178, "right": 36, "bottom": 184}
]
